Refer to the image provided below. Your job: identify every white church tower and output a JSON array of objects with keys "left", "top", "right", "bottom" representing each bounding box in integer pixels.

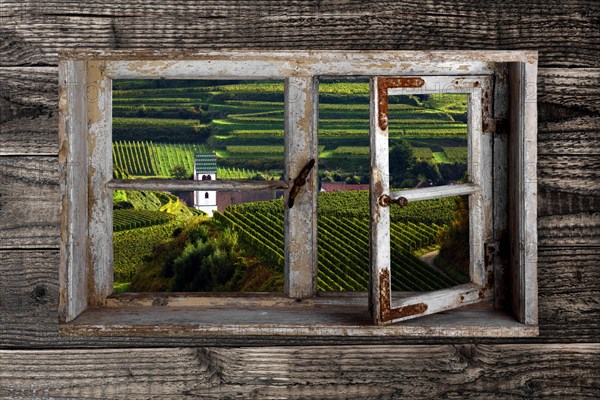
[{"left": 193, "top": 153, "right": 218, "bottom": 216}]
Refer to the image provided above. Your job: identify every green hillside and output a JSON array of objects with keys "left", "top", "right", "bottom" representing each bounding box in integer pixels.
[
  {"left": 111, "top": 79, "right": 470, "bottom": 293},
  {"left": 112, "top": 79, "right": 468, "bottom": 185}
]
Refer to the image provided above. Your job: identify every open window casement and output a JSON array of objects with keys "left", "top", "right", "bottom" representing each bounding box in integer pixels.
[
  {"left": 369, "top": 76, "right": 493, "bottom": 324},
  {"left": 59, "top": 51, "right": 538, "bottom": 337}
]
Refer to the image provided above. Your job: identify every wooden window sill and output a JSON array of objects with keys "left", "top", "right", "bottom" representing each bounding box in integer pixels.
[{"left": 60, "top": 293, "right": 538, "bottom": 338}]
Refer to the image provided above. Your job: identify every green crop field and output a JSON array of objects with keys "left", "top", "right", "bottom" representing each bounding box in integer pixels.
[
  {"left": 331, "top": 146, "right": 370, "bottom": 156},
  {"left": 113, "top": 141, "right": 270, "bottom": 179},
  {"left": 111, "top": 79, "right": 471, "bottom": 292},
  {"left": 112, "top": 190, "right": 203, "bottom": 282},
  {"left": 112, "top": 188, "right": 464, "bottom": 292},
  {"left": 214, "top": 192, "right": 461, "bottom": 292},
  {"left": 112, "top": 79, "right": 469, "bottom": 180},
  {"left": 113, "top": 209, "right": 175, "bottom": 232},
  {"left": 444, "top": 147, "right": 469, "bottom": 163},
  {"left": 225, "top": 145, "right": 284, "bottom": 155},
  {"left": 412, "top": 147, "right": 435, "bottom": 161}
]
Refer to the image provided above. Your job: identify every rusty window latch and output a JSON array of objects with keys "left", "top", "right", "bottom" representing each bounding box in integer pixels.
[
  {"left": 288, "top": 159, "right": 315, "bottom": 208},
  {"left": 378, "top": 194, "right": 408, "bottom": 208}
]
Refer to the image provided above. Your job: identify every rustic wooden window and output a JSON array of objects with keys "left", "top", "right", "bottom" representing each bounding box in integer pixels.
[
  {"left": 59, "top": 51, "right": 538, "bottom": 337},
  {"left": 370, "top": 76, "right": 493, "bottom": 324}
]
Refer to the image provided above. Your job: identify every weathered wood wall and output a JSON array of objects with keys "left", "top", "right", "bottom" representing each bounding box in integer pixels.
[{"left": 0, "top": 1, "right": 598, "bottom": 398}]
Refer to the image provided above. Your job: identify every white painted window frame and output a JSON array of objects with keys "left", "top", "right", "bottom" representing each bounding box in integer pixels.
[
  {"left": 369, "top": 75, "right": 492, "bottom": 324},
  {"left": 58, "top": 50, "right": 538, "bottom": 334}
]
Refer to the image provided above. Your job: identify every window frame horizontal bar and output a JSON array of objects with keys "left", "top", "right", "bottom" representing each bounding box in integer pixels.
[
  {"left": 384, "top": 283, "right": 491, "bottom": 324},
  {"left": 107, "top": 179, "right": 289, "bottom": 191},
  {"left": 389, "top": 183, "right": 480, "bottom": 203}
]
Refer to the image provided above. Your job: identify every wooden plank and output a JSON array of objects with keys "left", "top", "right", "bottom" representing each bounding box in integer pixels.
[
  {"left": 58, "top": 59, "right": 88, "bottom": 322},
  {"left": 0, "top": 344, "right": 598, "bottom": 399},
  {"left": 1, "top": 1, "right": 598, "bottom": 67},
  {"left": 0, "top": 250, "right": 59, "bottom": 312},
  {"left": 538, "top": 155, "right": 600, "bottom": 196},
  {"left": 539, "top": 213, "right": 600, "bottom": 247},
  {"left": 539, "top": 117, "right": 600, "bottom": 155},
  {"left": 0, "top": 250, "right": 66, "bottom": 349},
  {"left": 537, "top": 247, "right": 600, "bottom": 333},
  {"left": 538, "top": 187, "right": 599, "bottom": 217},
  {"left": 537, "top": 69, "right": 599, "bottom": 162},
  {"left": 87, "top": 61, "right": 113, "bottom": 308},
  {"left": 0, "top": 156, "right": 59, "bottom": 248},
  {"left": 538, "top": 68, "right": 600, "bottom": 114},
  {"left": 521, "top": 62, "right": 539, "bottom": 326},
  {"left": 103, "top": 53, "right": 496, "bottom": 79},
  {"left": 537, "top": 74, "right": 600, "bottom": 219},
  {"left": 369, "top": 77, "right": 390, "bottom": 324},
  {"left": 508, "top": 62, "right": 539, "bottom": 325},
  {"left": 284, "top": 76, "right": 318, "bottom": 298},
  {"left": 60, "top": 301, "right": 536, "bottom": 338},
  {"left": 389, "top": 183, "right": 480, "bottom": 202},
  {"left": 0, "top": 68, "right": 58, "bottom": 155}
]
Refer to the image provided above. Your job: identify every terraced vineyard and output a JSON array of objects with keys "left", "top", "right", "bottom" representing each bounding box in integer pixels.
[
  {"left": 214, "top": 193, "right": 460, "bottom": 292},
  {"left": 113, "top": 141, "right": 266, "bottom": 179},
  {"left": 112, "top": 79, "right": 468, "bottom": 184}
]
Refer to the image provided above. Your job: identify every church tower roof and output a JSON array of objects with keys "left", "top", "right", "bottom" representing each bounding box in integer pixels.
[{"left": 194, "top": 153, "right": 217, "bottom": 174}]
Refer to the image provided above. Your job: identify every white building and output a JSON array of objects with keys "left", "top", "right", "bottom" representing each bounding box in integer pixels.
[{"left": 193, "top": 153, "right": 217, "bottom": 216}]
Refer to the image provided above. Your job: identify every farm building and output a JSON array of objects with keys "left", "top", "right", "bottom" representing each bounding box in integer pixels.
[{"left": 0, "top": 2, "right": 598, "bottom": 399}]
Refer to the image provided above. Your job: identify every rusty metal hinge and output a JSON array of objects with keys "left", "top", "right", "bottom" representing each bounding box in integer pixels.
[
  {"left": 288, "top": 159, "right": 315, "bottom": 208},
  {"left": 485, "top": 242, "right": 497, "bottom": 267},
  {"left": 378, "top": 77, "right": 425, "bottom": 130}
]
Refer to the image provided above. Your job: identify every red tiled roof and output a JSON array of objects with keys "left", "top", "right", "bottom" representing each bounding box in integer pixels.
[{"left": 321, "top": 182, "right": 369, "bottom": 192}]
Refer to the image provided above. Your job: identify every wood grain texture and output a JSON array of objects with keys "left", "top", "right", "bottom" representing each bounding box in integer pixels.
[
  {"left": 539, "top": 187, "right": 599, "bottom": 217},
  {"left": 538, "top": 156, "right": 599, "bottom": 197},
  {"left": 536, "top": 69, "right": 599, "bottom": 220},
  {"left": 537, "top": 69, "right": 599, "bottom": 157},
  {"left": 0, "top": 68, "right": 58, "bottom": 155},
  {"left": 537, "top": 247, "right": 600, "bottom": 335},
  {"left": 0, "top": 247, "right": 597, "bottom": 347},
  {"left": 1, "top": 1, "right": 599, "bottom": 67},
  {"left": 0, "top": 156, "right": 59, "bottom": 248},
  {"left": 538, "top": 116, "right": 600, "bottom": 155},
  {"left": 0, "top": 344, "right": 598, "bottom": 399},
  {"left": 538, "top": 68, "right": 600, "bottom": 114},
  {"left": 0, "top": 250, "right": 58, "bottom": 311},
  {"left": 538, "top": 213, "right": 600, "bottom": 247}
]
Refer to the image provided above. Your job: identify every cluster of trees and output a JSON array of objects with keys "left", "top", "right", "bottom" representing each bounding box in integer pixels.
[
  {"left": 389, "top": 139, "right": 440, "bottom": 187},
  {"left": 130, "top": 218, "right": 283, "bottom": 292},
  {"left": 389, "top": 139, "right": 466, "bottom": 188},
  {"left": 133, "top": 104, "right": 212, "bottom": 122},
  {"left": 319, "top": 170, "right": 369, "bottom": 185}
]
